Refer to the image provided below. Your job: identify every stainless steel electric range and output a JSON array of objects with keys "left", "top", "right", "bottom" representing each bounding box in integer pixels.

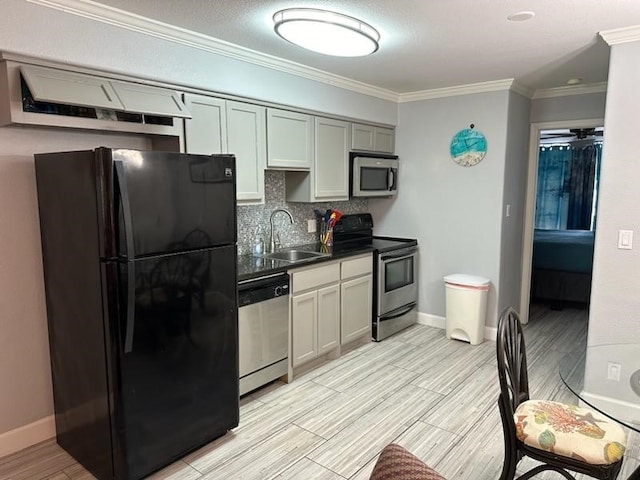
[{"left": 333, "top": 213, "right": 418, "bottom": 341}]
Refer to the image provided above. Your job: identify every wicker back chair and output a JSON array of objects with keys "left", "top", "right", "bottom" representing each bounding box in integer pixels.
[{"left": 496, "top": 307, "right": 626, "bottom": 480}]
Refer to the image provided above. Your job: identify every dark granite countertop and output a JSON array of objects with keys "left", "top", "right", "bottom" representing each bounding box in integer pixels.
[{"left": 238, "top": 242, "right": 375, "bottom": 282}]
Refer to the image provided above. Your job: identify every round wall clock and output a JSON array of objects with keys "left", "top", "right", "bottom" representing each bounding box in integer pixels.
[{"left": 449, "top": 126, "right": 487, "bottom": 167}]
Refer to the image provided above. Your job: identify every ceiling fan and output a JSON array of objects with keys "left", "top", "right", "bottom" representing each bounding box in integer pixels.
[{"left": 540, "top": 127, "right": 604, "bottom": 145}]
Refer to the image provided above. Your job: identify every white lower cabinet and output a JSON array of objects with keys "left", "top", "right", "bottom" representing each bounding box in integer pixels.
[
  {"left": 340, "top": 254, "right": 373, "bottom": 345},
  {"left": 290, "top": 262, "right": 340, "bottom": 368},
  {"left": 290, "top": 253, "right": 373, "bottom": 369},
  {"left": 317, "top": 284, "right": 341, "bottom": 353},
  {"left": 291, "top": 290, "right": 317, "bottom": 367},
  {"left": 341, "top": 275, "right": 373, "bottom": 344}
]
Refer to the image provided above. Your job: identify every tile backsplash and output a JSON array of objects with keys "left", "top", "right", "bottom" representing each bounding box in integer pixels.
[{"left": 237, "top": 170, "right": 368, "bottom": 254}]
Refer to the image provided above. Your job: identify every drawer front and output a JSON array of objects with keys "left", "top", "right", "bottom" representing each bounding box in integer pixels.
[
  {"left": 292, "top": 262, "right": 340, "bottom": 293},
  {"left": 341, "top": 254, "right": 373, "bottom": 280}
]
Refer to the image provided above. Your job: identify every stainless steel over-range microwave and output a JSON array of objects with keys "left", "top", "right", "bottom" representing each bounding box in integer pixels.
[{"left": 350, "top": 152, "right": 399, "bottom": 198}]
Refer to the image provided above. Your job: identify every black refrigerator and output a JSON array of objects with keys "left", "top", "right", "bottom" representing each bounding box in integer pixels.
[{"left": 35, "top": 148, "right": 239, "bottom": 480}]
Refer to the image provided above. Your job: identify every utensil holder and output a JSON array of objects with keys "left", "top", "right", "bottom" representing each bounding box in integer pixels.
[{"left": 320, "top": 220, "right": 333, "bottom": 247}]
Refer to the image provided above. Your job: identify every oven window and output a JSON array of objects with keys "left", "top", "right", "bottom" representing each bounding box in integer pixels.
[
  {"left": 360, "top": 167, "right": 388, "bottom": 191},
  {"left": 385, "top": 257, "right": 414, "bottom": 292}
]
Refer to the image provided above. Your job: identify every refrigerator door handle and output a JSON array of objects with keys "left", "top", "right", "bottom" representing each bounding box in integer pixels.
[
  {"left": 122, "top": 263, "right": 136, "bottom": 353},
  {"left": 115, "top": 160, "right": 136, "bottom": 353}
]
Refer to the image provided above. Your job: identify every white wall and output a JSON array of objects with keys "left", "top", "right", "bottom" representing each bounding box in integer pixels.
[
  {"left": 580, "top": 40, "right": 640, "bottom": 412},
  {"left": 499, "top": 92, "right": 531, "bottom": 314},
  {"left": 588, "top": 40, "right": 640, "bottom": 347},
  {"left": 0, "top": 127, "right": 151, "bottom": 436},
  {"left": 370, "top": 90, "right": 511, "bottom": 327},
  {"left": 531, "top": 92, "right": 606, "bottom": 123}
]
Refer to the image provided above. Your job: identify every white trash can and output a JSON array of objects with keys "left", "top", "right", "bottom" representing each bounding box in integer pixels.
[{"left": 444, "top": 274, "right": 491, "bottom": 345}]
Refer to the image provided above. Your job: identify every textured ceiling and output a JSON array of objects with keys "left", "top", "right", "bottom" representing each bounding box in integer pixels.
[{"left": 81, "top": 0, "right": 640, "bottom": 93}]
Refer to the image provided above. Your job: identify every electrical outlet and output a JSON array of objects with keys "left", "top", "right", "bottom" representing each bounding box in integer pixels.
[
  {"left": 607, "top": 362, "right": 621, "bottom": 381},
  {"left": 307, "top": 219, "right": 317, "bottom": 233}
]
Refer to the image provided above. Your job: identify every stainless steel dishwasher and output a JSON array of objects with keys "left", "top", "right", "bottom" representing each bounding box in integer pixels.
[{"left": 238, "top": 272, "right": 289, "bottom": 396}]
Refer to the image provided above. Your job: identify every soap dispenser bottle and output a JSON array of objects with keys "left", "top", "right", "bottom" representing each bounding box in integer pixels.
[{"left": 253, "top": 230, "right": 264, "bottom": 255}]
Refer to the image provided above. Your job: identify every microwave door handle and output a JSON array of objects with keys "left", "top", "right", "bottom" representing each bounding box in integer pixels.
[{"left": 388, "top": 168, "right": 396, "bottom": 191}]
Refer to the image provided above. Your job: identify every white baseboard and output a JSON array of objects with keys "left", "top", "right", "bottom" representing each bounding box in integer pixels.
[
  {"left": 0, "top": 415, "right": 55, "bottom": 458},
  {"left": 484, "top": 325, "right": 498, "bottom": 342},
  {"left": 580, "top": 391, "right": 640, "bottom": 427},
  {"left": 417, "top": 312, "right": 497, "bottom": 342},
  {"left": 417, "top": 312, "right": 446, "bottom": 329}
]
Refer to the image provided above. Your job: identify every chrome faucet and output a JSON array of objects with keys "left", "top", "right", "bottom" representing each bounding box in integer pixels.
[{"left": 269, "top": 208, "right": 294, "bottom": 253}]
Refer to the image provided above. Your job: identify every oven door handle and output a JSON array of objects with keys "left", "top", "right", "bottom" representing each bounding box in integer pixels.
[
  {"left": 380, "top": 249, "right": 418, "bottom": 262},
  {"left": 380, "top": 302, "right": 417, "bottom": 321}
]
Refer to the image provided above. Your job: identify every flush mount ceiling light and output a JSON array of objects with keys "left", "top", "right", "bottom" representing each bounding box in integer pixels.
[{"left": 273, "top": 8, "right": 380, "bottom": 57}]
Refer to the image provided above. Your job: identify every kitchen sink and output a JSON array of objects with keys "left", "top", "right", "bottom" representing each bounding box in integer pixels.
[{"left": 260, "top": 249, "right": 329, "bottom": 263}]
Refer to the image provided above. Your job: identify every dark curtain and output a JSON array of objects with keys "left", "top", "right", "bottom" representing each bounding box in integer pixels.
[
  {"left": 566, "top": 143, "right": 602, "bottom": 230},
  {"left": 535, "top": 146, "right": 570, "bottom": 229},
  {"left": 535, "top": 143, "right": 602, "bottom": 230}
]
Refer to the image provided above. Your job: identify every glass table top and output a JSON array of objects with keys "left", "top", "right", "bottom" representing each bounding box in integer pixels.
[{"left": 559, "top": 344, "right": 640, "bottom": 434}]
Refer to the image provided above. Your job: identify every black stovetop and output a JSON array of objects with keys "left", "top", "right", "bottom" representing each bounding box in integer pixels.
[
  {"left": 332, "top": 213, "right": 417, "bottom": 254},
  {"left": 371, "top": 236, "right": 418, "bottom": 253}
]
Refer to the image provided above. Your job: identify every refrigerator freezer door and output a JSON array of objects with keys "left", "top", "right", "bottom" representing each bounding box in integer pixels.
[
  {"left": 112, "top": 149, "right": 236, "bottom": 258},
  {"left": 110, "top": 245, "right": 238, "bottom": 479}
]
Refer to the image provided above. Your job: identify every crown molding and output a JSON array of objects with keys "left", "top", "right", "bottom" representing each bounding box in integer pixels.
[
  {"left": 24, "top": 0, "right": 610, "bottom": 106},
  {"left": 26, "top": 0, "right": 400, "bottom": 102},
  {"left": 600, "top": 25, "right": 640, "bottom": 45},
  {"left": 398, "top": 79, "right": 530, "bottom": 103},
  {"left": 510, "top": 81, "right": 535, "bottom": 99},
  {"left": 532, "top": 82, "right": 607, "bottom": 99}
]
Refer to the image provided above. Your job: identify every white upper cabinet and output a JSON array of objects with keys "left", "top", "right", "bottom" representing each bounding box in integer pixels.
[
  {"left": 20, "top": 64, "right": 191, "bottom": 118},
  {"left": 351, "top": 123, "right": 375, "bottom": 151},
  {"left": 266, "top": 108, "right": 313, "bottom": 170},
  {"left": 21, "top": 65, "right": 123, "bottom": 111},
  {"left": 314, "top": 117, "right": 349, "bottom": 200},
  {"left": 351, "top": 122, "right": 395, "bottom": 153},
  {"left": 226, "top": 101, "right": 266, "bottom": 203},
  {"left": 184, "top": 94, "right": 266, "bottom": 203},
  {"left": 0, "top": 61, "right": 183, "bottom": 136},
  {"left": 374, "top": 126, "right": 395, "bottom": 153},
  {"left": 183, "top": 94, "right": 227, "bottom": 154},
  {"left": 110, "top": 81, "right": 191, "bottom": 118},
  {"left": 285, "top": 117, "right": 350, "bottom": 202}
]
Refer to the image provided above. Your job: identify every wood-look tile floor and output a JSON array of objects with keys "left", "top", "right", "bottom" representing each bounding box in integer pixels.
[{"left": 2, "top": 303, "right": 639, "bottom": 480}]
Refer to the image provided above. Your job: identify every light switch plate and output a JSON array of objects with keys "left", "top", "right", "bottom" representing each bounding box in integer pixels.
[{"left": 618, "top": 230, "right": 633, "bottom": 249}]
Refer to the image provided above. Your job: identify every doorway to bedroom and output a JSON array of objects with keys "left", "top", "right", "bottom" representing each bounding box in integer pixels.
[{"left": 520, "top": 120, "right": 604, "bottom": 323}]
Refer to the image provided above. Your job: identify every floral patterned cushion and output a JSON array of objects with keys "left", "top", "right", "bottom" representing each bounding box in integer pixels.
[
  {"left": 514, "top": 400, "right": 626, "bottom": 465},
  {"left": 370, "top": 443, "right": 446, "bottom": 480}
]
